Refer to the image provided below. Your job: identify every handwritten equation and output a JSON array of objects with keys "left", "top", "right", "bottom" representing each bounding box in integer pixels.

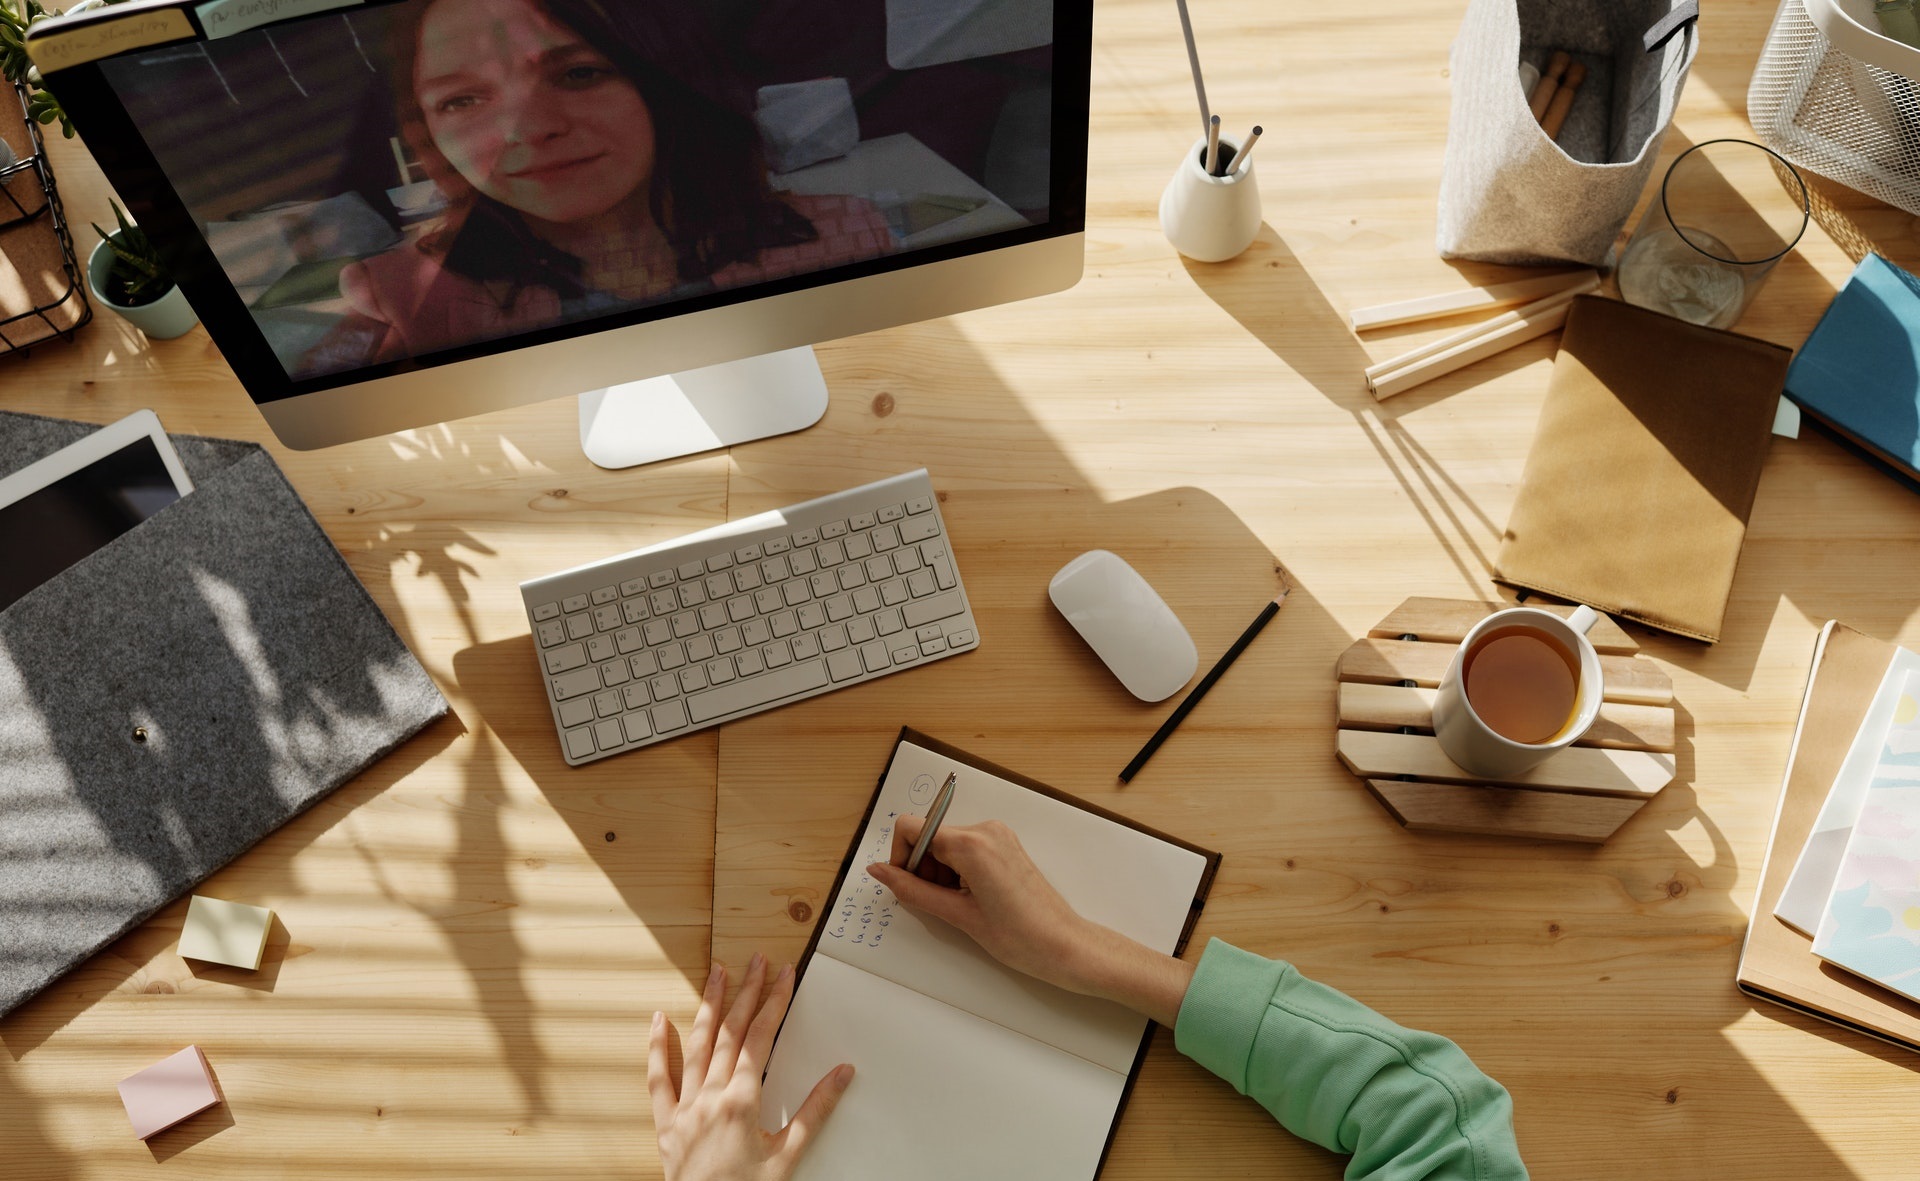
[{"left": 826, "top": 810, "right": 900, "bottom": 950}]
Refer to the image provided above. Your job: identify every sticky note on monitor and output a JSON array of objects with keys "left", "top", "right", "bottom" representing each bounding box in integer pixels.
[
  {"left": 118, "top": 1046, "right": 223, "bottom": 1140},
  {"left": 179, "top": 895, "right": 273, "bottom": 970}
]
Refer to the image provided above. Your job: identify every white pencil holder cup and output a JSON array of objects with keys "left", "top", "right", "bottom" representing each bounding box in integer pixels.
[{"left": 1159, "top": 136, "right": 1262, "bottom": 263}]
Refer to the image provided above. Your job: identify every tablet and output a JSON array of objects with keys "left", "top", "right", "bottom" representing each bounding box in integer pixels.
[{"left": 0, "top": 409, "right": 194, "bottom": 612}]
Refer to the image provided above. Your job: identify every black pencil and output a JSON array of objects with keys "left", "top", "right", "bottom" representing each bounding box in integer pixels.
[{"left": 1118, "top": 579, "right": 1291, "bottom": 783}]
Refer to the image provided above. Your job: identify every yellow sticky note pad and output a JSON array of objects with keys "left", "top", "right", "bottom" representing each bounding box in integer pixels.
[{"left": 178, "top": 895, "right": 273, "bottom": 970}]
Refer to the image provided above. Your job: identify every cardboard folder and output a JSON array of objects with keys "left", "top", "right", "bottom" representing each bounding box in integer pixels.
[
  {"left": 1737, "top": 622, "right": 1920, "bottom": 1052},
  {"left": 0, "top": 411, "right": 447, "bottom": 1018}
]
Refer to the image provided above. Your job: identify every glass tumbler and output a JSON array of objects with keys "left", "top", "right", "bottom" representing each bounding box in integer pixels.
[{"left": 1616, "top": 139, "right": 1810, "bottom": 329}]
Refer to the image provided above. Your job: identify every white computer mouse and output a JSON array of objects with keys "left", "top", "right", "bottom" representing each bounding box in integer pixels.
[{"left": 1048, "top": 550, "right": 1198, "bottom": 702}]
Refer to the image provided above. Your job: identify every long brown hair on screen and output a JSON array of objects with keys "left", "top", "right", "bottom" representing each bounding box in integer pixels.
[{"left": 389, "top": 0, "right": 818, "bottom": 301}]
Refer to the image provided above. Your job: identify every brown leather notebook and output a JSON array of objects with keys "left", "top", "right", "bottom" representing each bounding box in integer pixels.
[
  {"left": 1494, "top": 296, "right": 1791, "bottom": 642},
  {"left": 1737, "top": 623, "right": 1920, "bottom": 1053}
]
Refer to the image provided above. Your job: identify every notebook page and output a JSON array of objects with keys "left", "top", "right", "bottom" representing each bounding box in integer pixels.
[
  {"left": 816, "top": 739, "right": 1207, "bottom": 1074},
  {"left": 761, "top": 954, "right": 1126, "bottom": 1181}
]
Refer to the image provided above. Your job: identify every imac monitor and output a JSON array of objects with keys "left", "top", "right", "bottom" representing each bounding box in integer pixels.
[{"left": 34, "top": 0, "right": 1089, "bottom": 465}]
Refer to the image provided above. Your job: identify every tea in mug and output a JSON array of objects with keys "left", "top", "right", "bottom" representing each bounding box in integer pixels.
[{"left": 1461, "top": 625, "right": 1580, "bottom": 745}]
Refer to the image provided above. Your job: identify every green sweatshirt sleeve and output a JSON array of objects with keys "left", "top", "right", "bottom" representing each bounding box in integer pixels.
[{"left": 1173, "top": 938, "right": 1526, "bottom": 1181}]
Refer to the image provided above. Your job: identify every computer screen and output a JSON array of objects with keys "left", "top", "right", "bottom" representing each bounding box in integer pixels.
[{"left": 39, "top": 0, "right": 1088, "bottom": 446}]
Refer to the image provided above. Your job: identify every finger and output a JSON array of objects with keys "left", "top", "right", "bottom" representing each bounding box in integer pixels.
[
  {"left": 680, "top": 960, "right": 726, "bottom": 1097},
  {"left": 646, "top": 1010, "right": 679, "bottom": 1132},
  {"left": 737, "top": 961, "right": 795, "bottom": 1082},
  {"left": 705, "top": 952, "right": 766, "bottom": 1089},
  {"left": 868, "top": 861, "right": 971, "bottom": 929},
  {"left": 773, "top": 1062, "right": 855, "bottom": 1168},
  {"left": 889, "top": 814, "right": 924, "bottom": 868}
]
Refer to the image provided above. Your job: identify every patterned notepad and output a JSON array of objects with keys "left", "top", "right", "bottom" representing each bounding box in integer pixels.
[{"left": 1812, "top": 670, "right": 1920, "bottom": 1001}]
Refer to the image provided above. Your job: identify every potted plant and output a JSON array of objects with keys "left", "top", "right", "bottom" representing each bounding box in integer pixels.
[{"left": 88, "top": 198, "right": 196, "bottom": 339}]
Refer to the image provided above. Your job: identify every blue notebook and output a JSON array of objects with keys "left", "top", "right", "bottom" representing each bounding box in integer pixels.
[{"left": 1785, "top": 254, "right": 1920, "bottom": 486}]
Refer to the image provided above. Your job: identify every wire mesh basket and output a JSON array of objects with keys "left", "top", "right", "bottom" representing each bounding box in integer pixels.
[
  {"left": 1750, "top": 0, "right": 1920, "bottom": 215},
  {"left": 0, "top": 80, "right": 90, "bottom": 356}
]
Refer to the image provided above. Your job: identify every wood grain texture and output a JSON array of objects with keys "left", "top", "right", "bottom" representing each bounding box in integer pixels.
[
  {"left": 1369, "top": 595, "right": 1641, "bottom": 653},
  {"left": 1337, "top": 682, "right": 1676, "bottom": 750},
  {"left": 1362, "top": 779, "right": 1646, "bottom": 844},
  {"left": 1337, "top": 731, "right": 1677, "bottom": 797},
  {"left": 1338, "top": 638, "right": 1675, "bottom": 705},
  {"left": 5, "top": 0, "right": 1920, "bottom": 1178}
]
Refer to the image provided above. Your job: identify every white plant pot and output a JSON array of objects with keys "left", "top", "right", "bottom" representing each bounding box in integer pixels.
[
  {"left": 1159, "top": 136, "right": 1263, "bottom": 263},
  {"left": 87, "top": 239, "right": 198, "bottom": 340}
]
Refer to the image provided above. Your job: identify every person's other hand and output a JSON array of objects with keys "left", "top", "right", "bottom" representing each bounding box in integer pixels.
[{"left": 649, "top": 955, "right": 853, "bottom": 1181}]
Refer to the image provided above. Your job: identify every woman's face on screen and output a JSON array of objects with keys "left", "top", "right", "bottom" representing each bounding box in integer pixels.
[{"left": 414, "top": 0, "right": 657, "bottom": 227}]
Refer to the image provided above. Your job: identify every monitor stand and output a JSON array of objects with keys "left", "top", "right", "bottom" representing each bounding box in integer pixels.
[{"left": 577, "top": 345, "right": 830, "bottom": 470}]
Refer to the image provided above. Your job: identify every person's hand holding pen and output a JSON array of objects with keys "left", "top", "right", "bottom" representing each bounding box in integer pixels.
[{"left": 867, "top": 817, "right": 1196, "bottom": 1027}]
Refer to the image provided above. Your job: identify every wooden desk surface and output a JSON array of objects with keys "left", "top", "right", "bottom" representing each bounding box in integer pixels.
[{"left": 6, "top": 1, "right": 1920, "bottom": 1176}]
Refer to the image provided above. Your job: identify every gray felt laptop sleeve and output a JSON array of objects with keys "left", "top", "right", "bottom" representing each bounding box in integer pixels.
[{"left": 0, "top": 411, "right": 449, "bottom": 1018}]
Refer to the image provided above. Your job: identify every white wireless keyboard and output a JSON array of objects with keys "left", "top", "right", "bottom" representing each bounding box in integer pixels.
[{"left": 520, "top": 469, "right": 979, "bottom": 765}]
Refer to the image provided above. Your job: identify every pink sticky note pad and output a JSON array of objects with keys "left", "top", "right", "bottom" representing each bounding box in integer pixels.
[{"left": 118, "top": 1046, "right": 222, "bottom": 1139}]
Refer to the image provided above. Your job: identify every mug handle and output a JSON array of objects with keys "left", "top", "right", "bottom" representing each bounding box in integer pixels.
[{"left": 1567, "top": 604, "right": 1598, "bottom": 635}]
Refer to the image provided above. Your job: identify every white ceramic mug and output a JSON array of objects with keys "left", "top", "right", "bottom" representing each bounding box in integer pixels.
[
  {"left": 1159, "top": 136, "right": 1261, "bottom": 263},
  {"left": 1432, "top": 605, "right": 1603, "bottom": 779}
]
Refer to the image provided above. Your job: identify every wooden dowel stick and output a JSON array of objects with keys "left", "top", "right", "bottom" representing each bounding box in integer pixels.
[
  {"left": 1366, "top": 299, "right": 1576, "bottom": 401},
  {"left": 1542, "top": 61, "right": 1587, "bottom": 140},
  {"left": 1362, "top": 273, "right": 1599, "bottom": 381},
  {"left": 1529, "top": 50, "right": 1570, "bottom": 120},
  {"left": 1348, "top": 268, "right": 1596, "bottom": 332},
  {"left": 1232, "top": 125, "right": 1263, "bottom": 175}
]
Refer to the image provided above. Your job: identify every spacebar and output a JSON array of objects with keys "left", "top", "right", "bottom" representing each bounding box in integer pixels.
[{"left": 686, "top": 660, "right": 830, "bottom": 723}]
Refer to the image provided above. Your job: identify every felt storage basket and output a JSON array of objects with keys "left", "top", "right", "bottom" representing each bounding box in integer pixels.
[{"left": 1437, "top": 0, "right": 1699, "bottom": 267}]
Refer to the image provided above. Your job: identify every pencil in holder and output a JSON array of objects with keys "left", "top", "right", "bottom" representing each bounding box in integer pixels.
[{"left": 1160, "top": 137, "right": 1261, "bottom": 263}]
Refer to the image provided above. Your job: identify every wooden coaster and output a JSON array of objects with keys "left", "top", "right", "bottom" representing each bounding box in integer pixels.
[{"left": 1335, "top": 597, "right": 1676, "bottom": 844}]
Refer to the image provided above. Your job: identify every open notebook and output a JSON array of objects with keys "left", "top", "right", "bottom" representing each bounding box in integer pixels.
[{"left": 760, "top": 730, "right": 1219, "bottom": 1180}]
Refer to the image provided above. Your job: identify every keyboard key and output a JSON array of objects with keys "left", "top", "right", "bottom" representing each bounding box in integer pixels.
[
  {"left": 644, "top": 620, "right": 673, "bottom": 646},
  {"left": 557, "top": 698, "right": 594, "bottom": 728},
  {"left": 820, "top": 624, "right": 849, "bottom": 651},
  {"left": 892, "top": 547, "right": 922, "bottom": 574},
  {"left": 595, "top": 719, "right": 625, "bottom": 751},
  {"left": 623, "top": 599, "right": 649, "bottom": 624},
  {"left": 619, "top": 578, "right": 647, "bottom": 597},
  {"left": 825, "top": 595, "right": 853, "bottom": 621},
  {"left": 650, "top": 674, "right": 681, "bottom": 700},
  {"left": 764, "top": 642, "right": 793, "bottom": 669},
  {"left": 899, "top": 514, "right": 940, "bottom": 544},
  {"left": 552, "top": 667, "right": 601, "bottom": 700},
  {"left": 687, "top": 635, "right": 715, "bottom": 663},
  {"left": 615, "top": 626, "right": 644, "bottom": 654},
  {"left": 677, "top": 560, "right": 704, "bottom": 581},
  {"left": 544, "top": 644, "right": 587, "bottom": 680},
  {"left": 876, "top": 609, "right": 903, "bottom": 636},
  {"left": 599, "top": 659, "right": 630, "bottom": 687},
  {"left": 671, "top": 612, "right": 699, "bottom": 639},
  {"left": 536, "top": 620, "right": 568, "bottom": 649},
  {"left": 651, "top": 700, "right": 690, "bottom": 733},
  {"left": 565, "top": 727, "right": 596, "bottom": 760},
  {"left": 735, "top": 648, "right": 766, "bottom": 677},
  {"left": 928, "top": 552, "right": 957, "bottom": 590},
  {"left": 707, "top": 658, "right": 736, "bottom": 684},
  {"left": 622, "top": 713, "right": 653, "bottom": 743},
  {"left": 771, "top": 611, "right": 799, "bottom": 638},
  {"left": 916, "top": 624, "right": 944, "bottom": 643},
  {"left": 648, "top": 570, "right": 675, "bottom": 589},
  {"left": 907, "top": 570, "right": 937, "bottom": 598},
  {"left": 562, "top": 594, "right": 590, "bottom": 614},
  {"left": 879, "top": 580, "right": 908, "bottom": 607},
  {"left": 827, "top": 648, "right": 863, "bottom": 681},
  {"left": 821, "top": 520, "right": 848, "bottom": 539},
  {"left": 947, "top": 628, "right": 976, "bottom": 648},
  {"left": 587, "top": 635, "right": 616, "bottom": 663},
  {"left": 921, "top": 636, "right": 947, "bottom": 655},
  {"left": 687, "top": 659, "right": 829, "bottom": 723},
  {"left": 844, "top": 533, "right": 873, "bottom": 561},
  {"left": 848, "top": 617, "right": 876, "bottom": 644},
  {"left": 789, "top": 549, "right": 818, "bottom": 576},
  {"left": 705, "top": 552, "right": 734, "bottom": 572},
  {"left": 871, "top": 525, "right": 900, "bottom": 551},
  {"left": 850, "top": 512, "right": 876, "bottom": 530},
  {"left": 700, "top": 603, "right": 727, "bottom": 630},
  {"left": 852, "top": 586, "right": 881, "bottom": 614},
  {"left": 658, "top": 644, "right": 687, "bottom": 671},
  {"left": 566, "top": 614, "right": 594, "bottom": 640},
  {"left": 878, "top": 504, "right": 905, "bottom": 523},
  {"left": 592, "top": 585, "right": 618, "bottom": 605},
  {"left": 733, "top": 565, "right": 763, "bottom": 592},
  {"left": 798, "top": 602, "right": 827, "bottom": 629},
  {"left": 622, "top": 683, "right": 650, "bottom": 710},
  {"left": 706, "top": 574, "right": 733, "bottom": 600},
  {"left": 533, "top": 601, "right": 561, "bottom": 622},
  {"left": 838, "top": 565, "right": 866, "bottom": 591},
  {"left": 862, "top": 556, "right": 890, "bottom": 583},
  {"left": 811, "top": 571, "right": 837, "bottom": 598},
  {"left": 783, "top": 580, "right": 812, "bottom": 606},
  {"left": 793, "top": 528, "right": 820, "bottom": 546},
  {"left": 903, "top": 592, "right": 965, "bottom": 628},
  {"left": 761, "top": 556, "right": 791, "bottom": 583},
  {"left": 755, "top": 586, "right": 783, "bottom": 614},
  {"left": 678, "top": 582, "right": 707, "bottom": 608},
  {"left": 892, "top": 644, "right": 919, "bottom": 665},
  {"left": 650, "top": 590, "right": 677, "bottom": 615},
  {"left": 594, "top": 605, "right": 622, "bottom": 632},
  {"left": 715, "top": 627, "right": 743, "bottom": 654},
  {"left": 734, "top": 543, "right": 763, "bottom": 564},
  {"left": 860, "top": 641, "right": 890, "bottom": 673},
  {"left": 792, "top": 632, "right": 821, "bottom": 660},
  {"left": 679, "top": 666, "right": 709, "bottom": 693},
  {"left": 743, "top": 618, "right": 772, "bottom": 646},
  {"left": 728, "top": 595, "right": 756, "bottom": 623},
  {"left": 764, "top": 536, "right": 790, "bottom": 555},
  {"left": 629, "top": 650, "right": 659, "bottom": 678},
  {"left": 906, "top": 495, "right": 933, "bottom": 514},
  {"left": 594, "top": 689, "right": 622, "bottom": 719},
  {"left": 818, "top": 540, "right": 846, "bottom": 567}
]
